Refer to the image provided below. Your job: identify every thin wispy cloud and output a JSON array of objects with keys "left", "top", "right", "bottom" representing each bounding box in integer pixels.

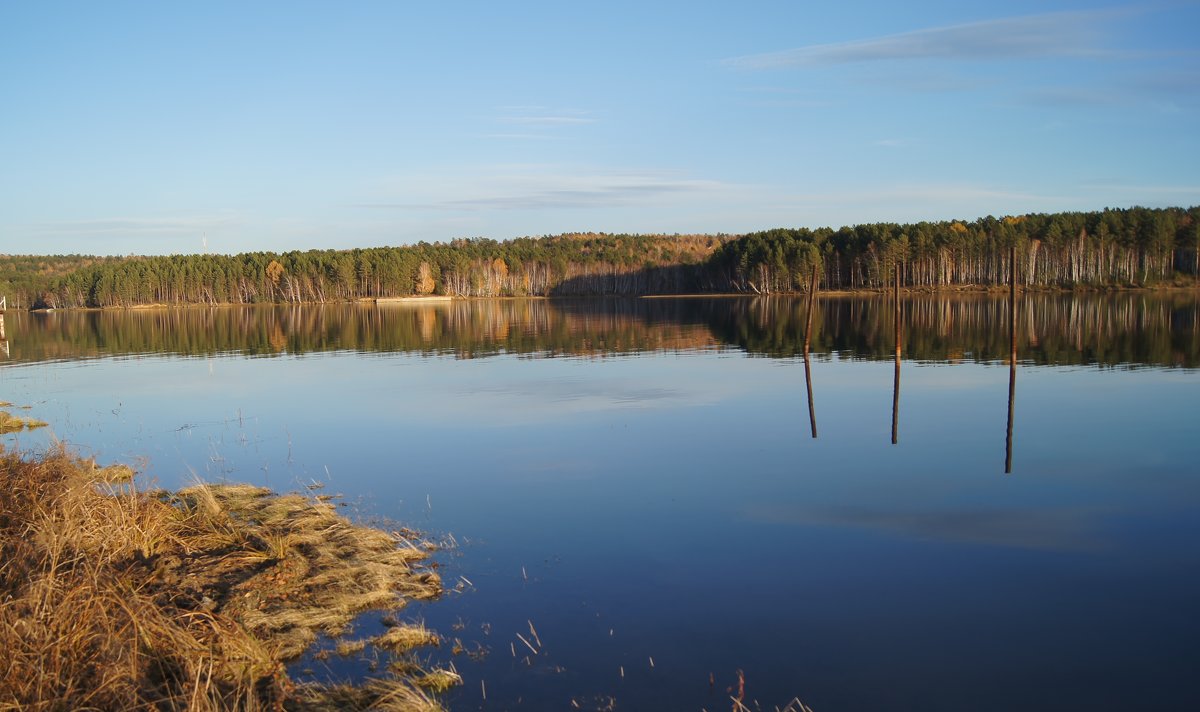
[
  {"left": 736, "top": 85, "right": 810, "bottom": 94},
  {"left": 763, "top": 183, "right": 1076, "bottom": 227},
  {"left": 725, "top": 10, "right": 1120, "bottom": 69},
  {"left": 742, "top": 98, "right": 834, "bottom": 109},
  {"left": 1079, "top": 182, "right": 1200, "bottom": 198},
  {"left": 1127, "top": 69, "right": 1200, "bottom": 95},
  {"left": 477, "top": 133, "right": 563, "bottom": 141},
  {"left": 857, "top": 70, "right": 995, "bottom": 93},
  {"left": 496, "top": 107, "right": 595, "bottom": 126},
  {"left": 31, "top": 215, "right": 238, "bottom": 237},
  {"left": 744, "top": 503, "right": 1111, "bottom": 552},
  {"left": 359, "top": 168, "right": 729, "bottom": 212},
  {"left": 1020, "top": 87, "right": 1126, "bottom": 108},
  {"left": 441, "top": 182, "right": 710, "bottom": 211},
  {"left": 499, "top": 115, "right": 595, "bottom": 126},
  {"left": 730, "top": 85, "right": 835, "bottom": 107},
  {"left": 794, "top": 183, "right": 1064, "bottom": 207}
]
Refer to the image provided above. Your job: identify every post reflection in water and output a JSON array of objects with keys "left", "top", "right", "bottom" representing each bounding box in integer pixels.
[
  {"left": 892, "top": 265, "right": 901, "bottom": 445},
  {"left": 803, "top": 266, "right": 819, "bottom": 439},
  {"left": 1005, "top": 246, "right": 1018, "bottom": 474}
]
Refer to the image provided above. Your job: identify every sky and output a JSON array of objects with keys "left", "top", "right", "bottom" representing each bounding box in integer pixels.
[{"left": 1, "top": 0, "right": 1198, "bottom": 256}]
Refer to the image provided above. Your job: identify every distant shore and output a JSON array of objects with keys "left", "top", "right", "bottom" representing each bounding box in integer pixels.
[{"left": 19, "top": 281, "right": 1198, "bottom": 313}]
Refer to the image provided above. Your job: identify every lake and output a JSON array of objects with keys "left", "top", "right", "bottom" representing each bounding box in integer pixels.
[{"left": 2, "top": 293, "right": 1198, "bottom": 711}]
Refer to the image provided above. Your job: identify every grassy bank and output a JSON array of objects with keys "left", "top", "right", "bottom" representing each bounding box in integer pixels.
[{"left": 0, "top": 445, "right": 455, "bottom": 711}]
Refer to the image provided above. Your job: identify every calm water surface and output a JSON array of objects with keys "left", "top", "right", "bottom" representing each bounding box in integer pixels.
[{"left": 1, "top": 295, "right": 1198, "bottom": 711}]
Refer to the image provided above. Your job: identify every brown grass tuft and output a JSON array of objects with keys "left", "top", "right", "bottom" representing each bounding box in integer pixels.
[
  {"left": 373, "top": 624, "right": 440, "bottom": 654},
  {"left": 0, "top": 444, "right": 451, "bottom": 711},
  {"left": 413, "top": 669, "right": 463, "bottom": 693},
  {"left": 0, "top": 410, "right": 48, "bottom": 433}
]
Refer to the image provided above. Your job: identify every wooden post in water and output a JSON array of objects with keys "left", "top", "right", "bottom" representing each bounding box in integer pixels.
[
  {"left": 892, "top": 263, "right": 901, "bottom": 445},
  {"left": 803, "top": 265, "right": 819, "bottom": 439},
  {"left": 1005, "top": 243, "right": 1017, "bottom": 473}
]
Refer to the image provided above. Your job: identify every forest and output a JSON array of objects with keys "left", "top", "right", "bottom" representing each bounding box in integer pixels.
[{"left": 2, "top": 206, "right": 1197, "bottom": 309}]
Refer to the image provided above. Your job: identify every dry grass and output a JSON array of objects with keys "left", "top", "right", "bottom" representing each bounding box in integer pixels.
[
  {"left": 0, "top": 444, "right": 455, "bottom": 711},
  {"left": 290, "top": 677, "right": 444, "bottom": 712},
  {"left": 335, "top": 639, "right": 369, "bottom": 657},
  {"left": 413, "top": 670, "right": 463, "bottom": 694},
  {"left": 0, "top": 409, "right": 47, "bottom": 433},
  {"left": 373, "top": 624, "right": 440, "bottom": 654}
]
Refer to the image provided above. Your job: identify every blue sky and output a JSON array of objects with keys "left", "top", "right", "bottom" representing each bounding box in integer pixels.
[{"left": 1, "top": 1, "right": 1198, "bottom": 256}]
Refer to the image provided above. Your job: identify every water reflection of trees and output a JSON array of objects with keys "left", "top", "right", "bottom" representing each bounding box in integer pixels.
[
  {"left": 709, "top": 293, "right": 1200, "bottom": 369},
  {"left": 3, "top": 301, "right": 722, "bottom": 364},
  {"left": 2, "top": 294, "right": 1196, "bottom": 369}
]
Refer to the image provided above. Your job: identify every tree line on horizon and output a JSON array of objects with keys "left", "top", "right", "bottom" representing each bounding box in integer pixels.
[{"left": 2, "top": 206, "right": 1197, "bottom": 309}]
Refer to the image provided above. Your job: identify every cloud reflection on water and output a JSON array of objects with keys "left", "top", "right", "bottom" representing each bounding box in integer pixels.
[{"left": 744, "top": 502, "right": 1111, "bottom": 552}]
